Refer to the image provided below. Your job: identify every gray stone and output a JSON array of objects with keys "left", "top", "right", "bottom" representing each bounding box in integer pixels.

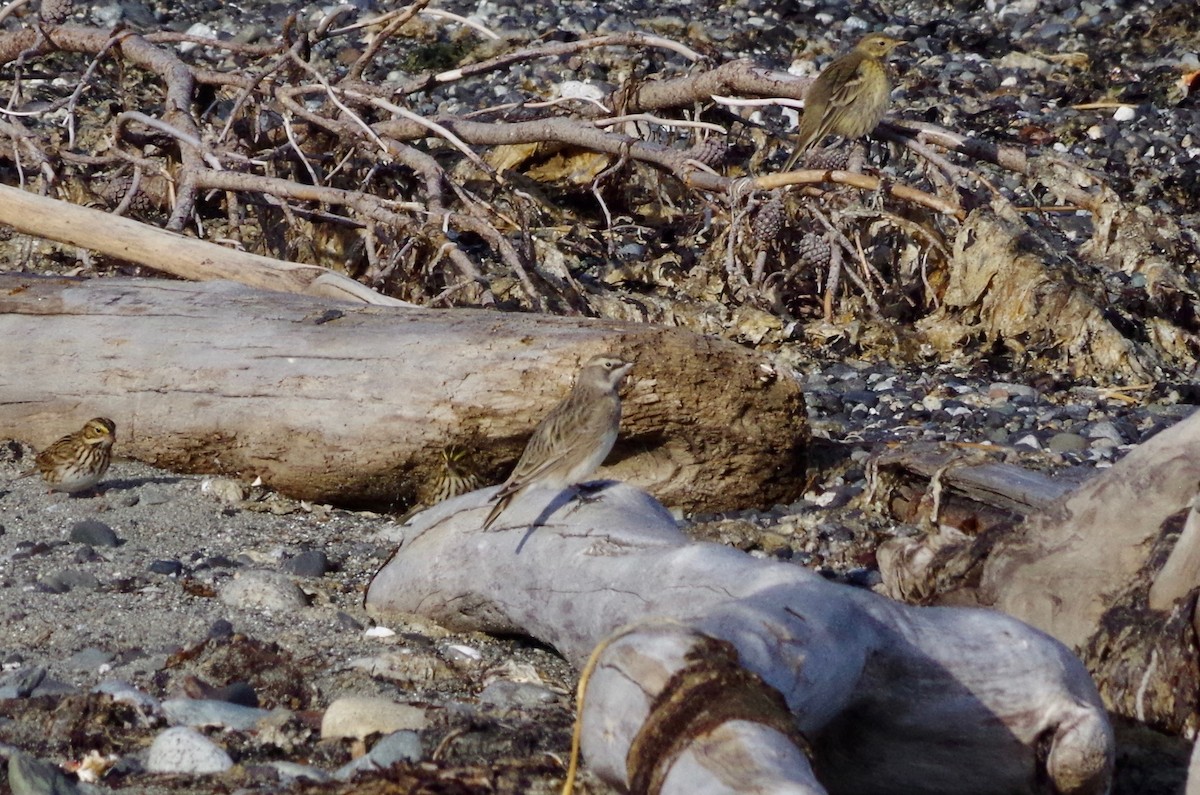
[
  {"left": 145, "top": 726, "right": 233, "bottom": 774},
  {"left": 1046, "top": 432, "right": 1088, "bottom": 453},
  {"left": 162, "top": 698, "right": 271, "bottom": 731},
  {"left": 280, "top": 550, "right": 329, "bottom": 578},
  {"left": 1083, "top": 420, "right": 1125, "bottom": 445},
  {"left": 478, "top": 680, "right": 559, "bottom": 708},
  {"left": 262, "top": 761, "right": 332, "bottom": 783},
  {"left": 218, "top": 570, "right": 308, "bottom": 612},
  {"left": 320, "top": 696, "right": 427, "bottom": 740},
  {"left": 69, "top": 519, "right": 119, "bottom": 547},
  {"left": 138, "top": 485, "right": 175, "bottom": 506},
  {"left": 3, "top": 666, "right": 46, "bottom": 698},
  {"left": 93, "top": 680, "right": 161, "bottom": 715},
  {"left": 39, "top": 570, "right": 100, "bottom": 594},
  {"left": 65, "top": 647, "right": 116, "bottom": 672},
  {"left": 148, "top": 559, "right": 184, "bottom": 576},
  {"left": 334, "top": 730, "right": 422, "bottom": 780},
  {"left": 9, "top": 751, "right": 79, "bottom": 795},
  {"left": 367, "top": 730, "right": 423, "bottom": 766}
]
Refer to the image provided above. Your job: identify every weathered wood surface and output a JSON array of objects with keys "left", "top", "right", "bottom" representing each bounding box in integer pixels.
[
  {"left": 980, "top": 408, "right": 1200, "bottom": 650},
  {"left": 0, "top": 274, "right": 808, "bottom": 511},
  {"left": 0, "top": 183, "right": 407, "bottom": 306},
  {"left": 366, "top": 483, "right": 1114, "bottom": 795}
]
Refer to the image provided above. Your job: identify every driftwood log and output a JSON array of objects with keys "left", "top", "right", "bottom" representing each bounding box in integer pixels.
[
  {"left": 0, "top": 274, "right": 807, "bottom": 512},
  {"left": 867, "top": 411, "right": 1200, "bottom": 737},
  {"left": 366, "top": 483, "right": 1115, "bottom": 795},
  {"left": 980, "top": 409, "right": 1200, "bottom": 648},
  {"left": 0, "top": 184, "right": 410, "bottom": 307}
]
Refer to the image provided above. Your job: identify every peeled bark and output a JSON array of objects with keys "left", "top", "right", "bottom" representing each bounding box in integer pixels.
[
  {"left": 0, "top": 274, "right": 807, "bottom": 512},
  {"left": 366, "top": 483, "right": 1114, "bottom": 795}
]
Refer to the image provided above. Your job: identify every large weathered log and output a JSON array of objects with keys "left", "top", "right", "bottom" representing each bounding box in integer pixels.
[
  {"left": 365, "top": 483, "right": 1114, "bottom": 795},
  {"left": 0, "top": 274, "right": 807, "bottom": 511}
]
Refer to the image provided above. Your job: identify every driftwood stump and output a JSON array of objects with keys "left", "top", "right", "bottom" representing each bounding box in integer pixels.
[
  {"left": 0, "top": 274, "right": 807, "bottom": 512},
  {"left": 366, "top": 483, "right": 1115, "bottom": 795},
  {"left": 869, "top": 411, "right": 1200, "bottom": 737},
  {"left": 979, "top": 409, "right": 1200, "bottom": 643}
]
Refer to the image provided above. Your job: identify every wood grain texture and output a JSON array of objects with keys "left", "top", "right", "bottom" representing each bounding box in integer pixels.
[{"left": 0, "top": 273, "right": 808, "bottom": 511}]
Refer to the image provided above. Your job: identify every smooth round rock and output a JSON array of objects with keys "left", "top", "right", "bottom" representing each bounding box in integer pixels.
[
  {"left": 9, "top": 751, "right": 79, "bottom": 795},
  {"left": 478, "top": 680, "right": 559, "bottom": 709},
  {"left": 69, "top": 519, "right": 119, "bottom": 547},
  {"left": 148, "top": 559, "right": 184, "bottom": 576},
  {"left": 218, "top": 570, "right": 308, "bottom": 612},
  {"left": 39, "top": 570, "right": 100, "bottom": 594},
  {"left": 146, "top": 726, "right": 233, "bottom": 774},
  {"left": 320, "top": 696, "right": 428, "bottom": 740},
  {"left": 162, "top": 698, "right": 271, "bottom": 731},
  {"left": 280, "top": 550, "right": 329, "bottom": 578},
  {"left": 1046, "top": 432, "right": 1088, "bottom": 453}
]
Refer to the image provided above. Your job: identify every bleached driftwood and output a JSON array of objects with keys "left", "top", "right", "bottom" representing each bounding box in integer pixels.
[
  {"left": 0, "top": 274, "right": 807, "bottom": 512},
  {"left": 1149, "top": 497, "right": 1200, "bottom": 611},
  {"left": 365, "top": 483, "right": 1114, "bottom": 795},
  {"left": 0, "top": 184, "right": 407, "bottom": 306},
  {"left": 980, "top": 408, "right": 1200, "bottom": 649}
]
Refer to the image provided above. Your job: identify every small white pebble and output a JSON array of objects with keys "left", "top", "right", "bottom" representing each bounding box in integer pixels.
[
  {"left": 1112, "top": 105, "right": 1136, "bottom": 122},
  {"left": 364, "top": 626, "right": 396, "bottom": 638},
  {"left": 557, "top": 80, "right": 605, "bottom": 101},
  {"left": 444, "top": 644, "right": 482, "bottom": 661}
]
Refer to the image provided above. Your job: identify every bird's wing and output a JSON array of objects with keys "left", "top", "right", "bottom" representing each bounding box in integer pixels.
[
  {"left": 822, "top": 57, "right": 887, "bottom": 139},
  {"left": 496, "top": 395, "right": 617, "bottom": 497}
]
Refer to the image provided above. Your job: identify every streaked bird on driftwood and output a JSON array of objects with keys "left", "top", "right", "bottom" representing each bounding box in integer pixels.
[
  {"left": 482, "top": 355, "right": 633, "bottom": 531},
  {"left": 22, "top": 417, "right": 116, "bottom": 494},
  {"left": 783, "top": 33, "right": 905, "bottom": 171},
  {"left": 429, "top": 445, "right": 484, "bottom": 505}
]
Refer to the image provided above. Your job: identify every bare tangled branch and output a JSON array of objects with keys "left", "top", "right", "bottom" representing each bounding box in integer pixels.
[{"left": 0, "top": 2, "right": 1189, "bottom": 375}]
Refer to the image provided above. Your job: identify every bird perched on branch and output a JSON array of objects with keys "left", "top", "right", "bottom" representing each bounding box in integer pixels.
[
  {"left": 783, "top": 33, "right": 905, "bottom": 171},
  {"left": 22, "top": 417, "right": 116, "bottom": 494},
  {"left": 482, "top": 355, "right": 633, "bottom": 531}
]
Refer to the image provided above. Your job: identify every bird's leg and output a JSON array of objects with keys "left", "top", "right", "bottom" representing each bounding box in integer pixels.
[{"left": 572, "top": 481, "right": 615, "bottom": 504}]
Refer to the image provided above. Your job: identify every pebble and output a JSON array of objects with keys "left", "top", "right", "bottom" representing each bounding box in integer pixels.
[
  {"left": 148, "top": 559, "right": 184, "bottom": 576},
  {"left": 1112, "top": 105, "right": 1136, "bottom": 122},
  {"left": 146, "top": 726, "right": 233, "bottom": 774},
  {"left": 320, "top": 696, "right": 428, "bottom": 740},
  {"left": 8, "top": 751, "right": 79, "bottom": 795},
  {"left": 38, "top": 570, "right": 100, "bottom": 594},
  {"left": 64, "top": 647, "right": 115, "bottom": 673},
  {"left": 348, "top": 650, "right": 456, "bottom": 686},
  {"left": 93, "top": 680, "right": 162, "bottom": 716},
  {"left": 1083, "top": 421, "right": 1126, "bottom": 445},
  {"left": 201, "top": 477, "right": 247, "bottom": 505},
  {"left": 162, "top": 698, "right": 273, "bottom": 731},
  {"left": 478, "top": 680, "right": 559, "bottom": 708},
  {"left": 208, "top": 618, "right": 236, "bottom": 639},
  {"left": 260, "top": 760, "right": 332, "bottom": 784},
  {"left": 335, "top": 611, "right": 364, "bottom": 632},
  {"left": 138, "top": 485, "right": 175, "bottom": 506},
  {"left": 69, "top": 519, "right": 119, "bottom": 547},
  {"left": 280, "top": 550, "right": 329, "bottom": 578},
  {"left": 1046, "top": 432, "right": 1088, "bottom": 453},
  {"left": 333, "top": 730, "right": 423, "bottom": 781},
  {"left": 219, "top": 570, "right": 309, "bottom": 612}
]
